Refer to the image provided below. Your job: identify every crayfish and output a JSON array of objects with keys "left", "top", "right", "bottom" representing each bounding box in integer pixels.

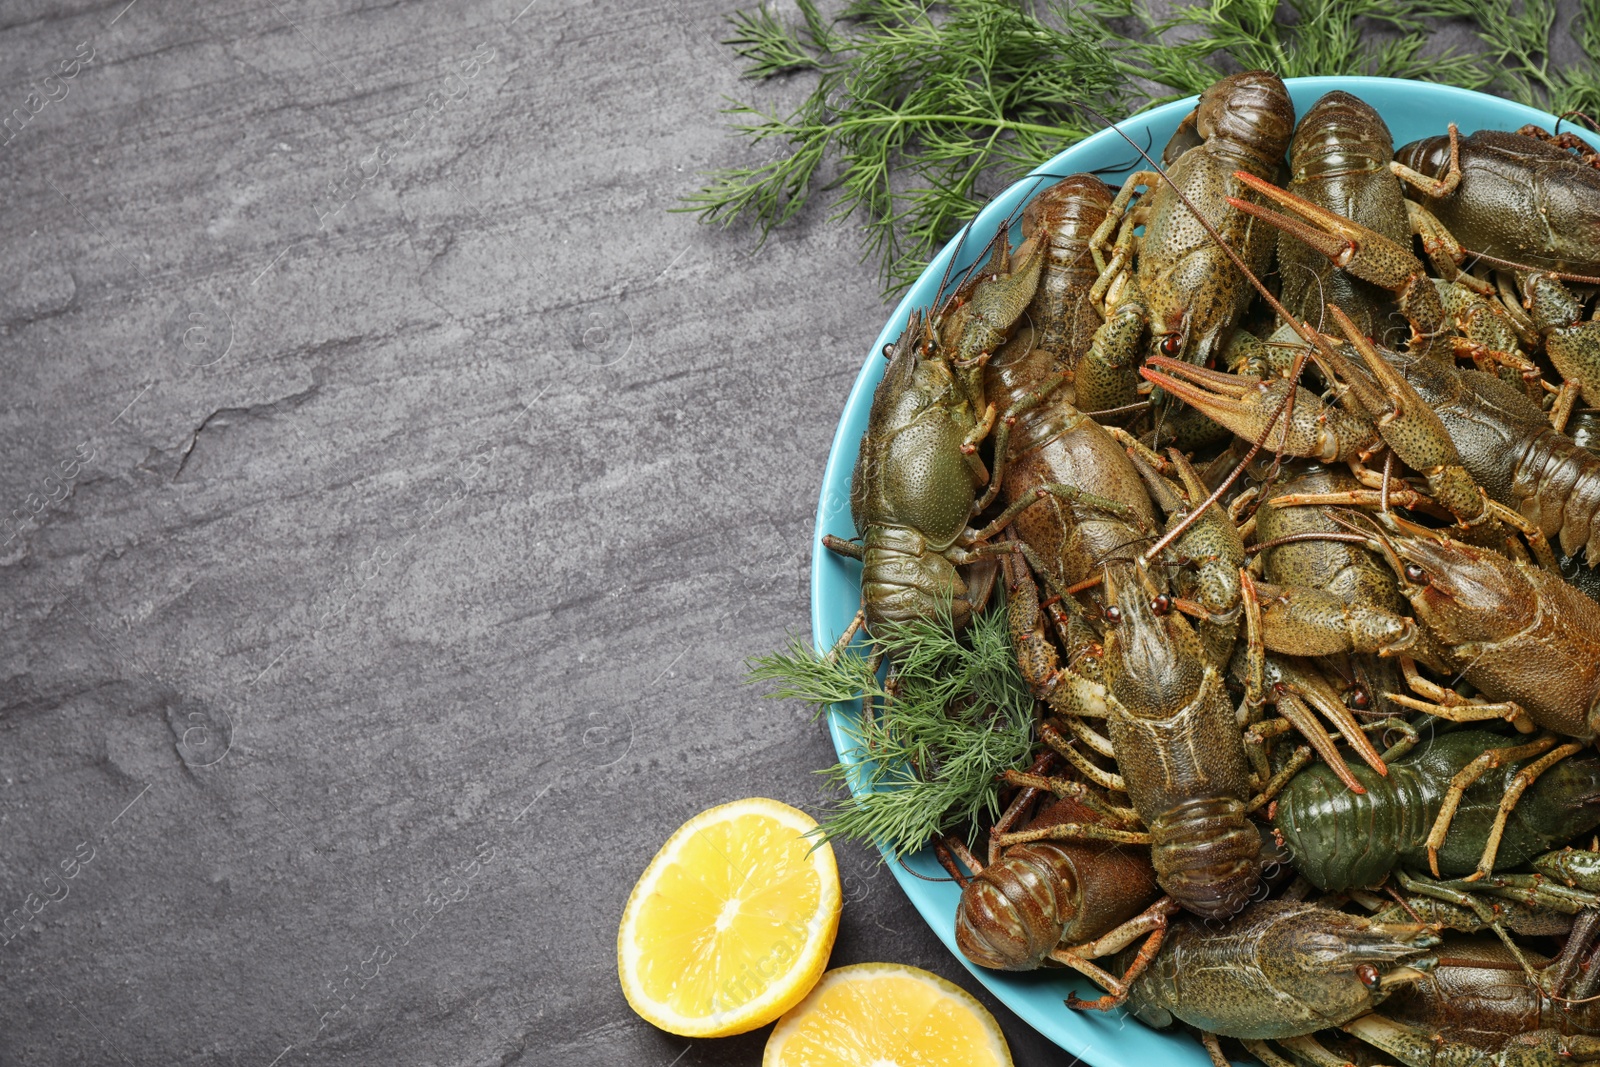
[{"left": 817, "top": 72, "right": 1600, "bottom": 1067}]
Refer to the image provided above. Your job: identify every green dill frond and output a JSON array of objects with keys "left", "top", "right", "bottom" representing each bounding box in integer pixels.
[
  {"left": 1564, "top": 0, "right": 1600, "bottom": 115},
  {"left": 726, "top": 0, "right": 843, "bottom": 77},
  {"left": 818, "top": 703, "right": 1033, "bottom": 855},
  {"left": 840, "top": 0, "right": 936, "bottom": 29},
  {"left": 1414, "top": 0, "right": 1600, "bottom": 111},
  {"left": 679, "top": 0, "right": 1135, "bottom": 294},
  {"left": 1136, "top": 0, "right": 1492, "bottom": 96},
  {"left": 688, "top": 0, "right": 1600, "bottom": 290},
  {"left": 748, "top": 604, "right": 1038, "bottom": 858},
  {"left": 798, "top": 0, "right": 848, "bottom": 52},
  {"left": 820, "top": 605, "right": 1035, "bottom": 856},
  {"left": 747, "top": 634, "right": 885, "bottom": 709},
  {"left": 677, "top": 101, "right": 833, "bottom": 238}
]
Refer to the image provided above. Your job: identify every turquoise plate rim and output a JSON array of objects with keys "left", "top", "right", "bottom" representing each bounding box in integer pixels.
[{"left": 808, "top": 76, "right": 1600, "bottom": 1066}]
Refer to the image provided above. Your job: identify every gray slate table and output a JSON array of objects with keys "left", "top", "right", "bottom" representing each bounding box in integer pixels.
[{"left": 0, "top": 1, "right": 1582, "bottom": 1064}]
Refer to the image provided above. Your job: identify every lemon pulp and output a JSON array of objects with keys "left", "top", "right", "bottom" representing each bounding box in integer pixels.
[
  {"left": 618, "top": 798, "right": 840, "bottom": 1037},
  {"left": 764, "top": 963, "right": 1013, "bottom": 1067}
]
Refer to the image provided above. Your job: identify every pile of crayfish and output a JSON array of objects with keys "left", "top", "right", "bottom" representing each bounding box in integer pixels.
[{"left": 824, "top": 71, "right": 1600, "bottom": 1066}]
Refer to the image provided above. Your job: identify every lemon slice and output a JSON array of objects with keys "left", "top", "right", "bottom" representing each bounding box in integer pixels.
[
  {"left": 618, "top": 797, "right": 841, "bottom": 1037},
  {"left": 764, "top": 963, "right": 1013, "bottom": 1067}
]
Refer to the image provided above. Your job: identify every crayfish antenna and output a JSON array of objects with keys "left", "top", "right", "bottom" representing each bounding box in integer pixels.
[{"left": 1321, "top": 508, "right": 1411, "bottom": 578}]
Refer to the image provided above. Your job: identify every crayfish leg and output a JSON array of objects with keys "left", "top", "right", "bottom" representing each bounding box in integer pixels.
[
  {"left": 968, "top": 480, "right": 1147, "bottom": 544},
  {"left": 1062, "top": 714, "right": 1116, "bottom": 758},
  {"left": 974, "top": 369, "right": 1072, "bottom": 511},
  {"left": 992, "top": 821, "right": 1149, "bottom": 850},
  {"left": 1497, "top": 271, "right": 1541, "bottom": 341},
  {"left": 1089, "top": 169, "right": 1161, "bottom": 271},
  {"left": 1551, "top": 909, "right": 1600, "bottom": 1002},
  {"left": 1001, "top": 769, "right": 1142, "bottom": 828},
  {"left": 1467, "top": 740, "right": 1585, "bottom": 882},
  {"left": 1343, "top": 1014, "right": 1590, "bottom": 1067},
  {"left": 1038, "top": 722, "right": 1126, "bottom": 793},
  {"left": 1199, "top": 1032, "right": 1229, "bottom": 1067},
  {"left": 1549, "top": 1033, "right": 1600, "bottom": 1060},
  {"left": 1515, "top": 122, "right": 1600, "bottom": 162},
  {"left": 1395, "top": 869, "right": 1546, "bottom": 986},
  {"left": 984, "top": 759, "right": 1052, "bottom": 867},
  {"left": 1240, "top": 1038, "right": 1299, "bottom": 1067},
  {"left": 1267, "top": 485, "right": 1439, "bottom": 515},
  {"left": 1388, "top": 693, "right": 1533, "bottom": 729},
  {"left": 934, "top": 837, "right": 977, "bottom": 886},
  {"left": 823, "top": 608, "right": 867, "bottom": 662},
  {"left": 1279, "top": 1033, "right": 1374, "bottom": 1067},
  {"left": 1423, "top": 734, "right": 1564, "bottom": 878},
  {"left": 1058, "top": 897, "right": 1179, "bottom": 1012},
  {"left": 1001, "top": 552, "right": 1113, "bottom": 728},
  {"left": 1468, "top": 873, "right": 1600, "bottom": 914},
  {"left": 1391, "top": 656, "right": 1536, "bottom": 734},
  {"left": 1482, "top": 498, "right": 1561, "bottom": 573},
  {"left": 962, "top": 556, "right": 999, "bottom": 617},
  {"left": 1526, "top": 274, "right": 1600, "bottom": 411},
  {"left": 1240, "top": 568, "right": 1267, "bottom": 713},
  {"left": 1243, "top": 744, "right": 1314, "bottom": 814},
  {"left": 821, "top": 535, "right": 864, "bottom": 561},
  {"left": 1388, "top": 122, "right": 1463, "bottom": 199},
  {"left": 1406, "top": 200, "right": 1487, "bottom": 291},
  {"left": 1553, "top": 378, "right": 1582, "bottom": 434}
]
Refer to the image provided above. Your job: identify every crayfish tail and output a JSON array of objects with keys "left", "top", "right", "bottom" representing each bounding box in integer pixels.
[{"left": 1150, "top": 797, "right": 1262, "bottom": 921}]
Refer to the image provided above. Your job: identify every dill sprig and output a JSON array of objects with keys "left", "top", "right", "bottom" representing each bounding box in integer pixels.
[
  {"left": 686, "top": 0, "right": 1600, "bottom": 295},
  {"left": 1130, "top": 0, "right": 1493, "bottom": 97},
  {"left": 1416, "top": 0, "right": 1600, "bottom": 115},
  {"left": 748, "top": 604, "right": 1037, "bottom": 857},
  {"left": 724, "top": 1, "right": 841, "bottom": 76},
  {"left": 679, "top": 0, "right": 1137, "bottom": 293}
]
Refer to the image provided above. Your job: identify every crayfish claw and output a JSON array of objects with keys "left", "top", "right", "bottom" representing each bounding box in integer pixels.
[
  {"left": 1231, "top": 170, "right": 1450, "bottom": 355},
  {"left": 1140, "top": 356, "right": 1359, "bottom": 464},
  {"left": 1232, "top": 170, "right": 1429, "bottom": 295}
]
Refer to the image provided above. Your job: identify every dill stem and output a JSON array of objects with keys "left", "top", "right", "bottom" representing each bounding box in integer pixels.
[
  {"left": 812, "top": 114, "right": 1079, "bottom": 138},
  {"left": 1489, "top": 34, "right": 1550, "bottom": 96},
  {"left": 946, "top": 125, "right": 1004, "bottom": 208}
]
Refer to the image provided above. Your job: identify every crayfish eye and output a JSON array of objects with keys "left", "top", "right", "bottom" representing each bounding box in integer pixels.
[
  {"left": 1160, "top": 333, "right": 1182, "bottom": 356},
  {"left": 1150, "top": 594, "right": 1172, "bottom": 616},
  {"left": 882, "top": 343, "right": 895, "bottom": 359},
  {"left": 1404, "top": 563, "right": 1427, "bottom": 583},
  {"left": 1345, "top": 685, "right": 1371, "bottom": 711},
  {"left": 1103, "top": 605, "right": 1123, "bottom": 625},
  {"left": 1356, "top": 963, "right": 1381, "bottom": 989}
]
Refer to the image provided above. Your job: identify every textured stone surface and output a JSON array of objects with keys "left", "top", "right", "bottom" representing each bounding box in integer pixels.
[{"left": 0, "top": 1, "right": 1583, "bottom": 1065}]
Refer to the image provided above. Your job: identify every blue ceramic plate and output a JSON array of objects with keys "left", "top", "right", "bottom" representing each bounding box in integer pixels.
[{"left": 809, "top": 77, "right": 1600, "bottom": 1066}]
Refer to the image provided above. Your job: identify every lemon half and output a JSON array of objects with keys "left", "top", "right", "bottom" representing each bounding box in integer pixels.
[
  {"left": 618, "top": 797, "right": 841, "bottom": 1037},
  {"left": 764, "top": 962, "right": 1013, "bottom": 1067}
]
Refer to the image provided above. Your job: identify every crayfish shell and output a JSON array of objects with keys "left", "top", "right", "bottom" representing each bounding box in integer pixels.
[{"left": 956, "top": 798, "right": 1159, "bottom": 970}]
